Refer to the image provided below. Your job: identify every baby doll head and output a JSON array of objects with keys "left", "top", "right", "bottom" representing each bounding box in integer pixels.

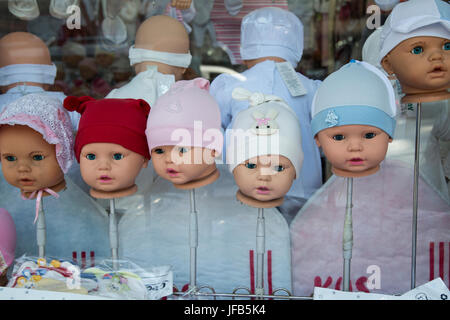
[
  {"left": 227, "top": 88, "right": 303, "bottom": 204},
  {"left": 240, "top": 7, "right": 304, "bottom": 68},
  {"left": 0, "top": 93, "right": 74, "bottom": 196},
  {"left": 311, "top": 60, "right": 396, "bottom": 178},
  {"left": 130, "top": 15, "right": 191, "bottom": 80},
  {"left": 146, "top": 78, "right": 223, "bottom": 187},
  {"left": 379, "top": 0, "right": 450, "bottom": 95},
  {"left": 0, "top": 208, "right": 16, "bottom": 286},
  {"left": 64, "top": 96, "right": 150, "bottom": 198}
]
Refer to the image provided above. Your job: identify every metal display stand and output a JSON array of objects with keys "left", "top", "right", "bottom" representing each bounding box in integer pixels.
[
  {"left": 36, "top": 198, "right": 46, "bottom": 258},
  {"left": 109, "top": 198, "right": 119, "bottom": 270},
  {"left": 342, "top": 177, "right": 353, "bottom": 291}
]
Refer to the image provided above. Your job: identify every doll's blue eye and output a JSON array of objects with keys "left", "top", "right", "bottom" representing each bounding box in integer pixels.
[
  {"left": 274, "top": 165, "right": 284, "bottom": 172},
  {"left": 245, "top": 163, "right": 257, "bottom": 169},
  {"left": 5, "top": 155, "right": 16, "bottom": 161},
  {"left": 178, "top": 147, "right": 189, "bottom": 153},
  {"left": 153, "top": 148, "right": 164, "bottom": 154},
  {"left": 411, "top": 46, "right": 423, "bottom": 54},
  {"left": 32, "top": 155, "right": 44, "bottom": 161},
  {"left": 113, "top": 153, "right": 124, "bottom": 160},
  {"left": 86, "top": 154, "right": 96, "bottom": 160},
  {"left": 333, "top": 134, "right": 345, "bottom": 141},
  {"left": 365, "top": 132, "right": 376, "bottom": 139},
  {"left": 443, "top": 42, "right": 450, "bottom": 51}
]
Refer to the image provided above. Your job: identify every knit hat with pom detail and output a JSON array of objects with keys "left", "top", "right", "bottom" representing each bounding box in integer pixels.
[{"left": 64, "top": 96, "right": 151, "bottom": 162}]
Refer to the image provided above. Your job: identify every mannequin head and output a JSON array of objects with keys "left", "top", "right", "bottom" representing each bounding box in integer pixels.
[
  {"left": 0, "top": 94, "right": 74, "bottom": 196},
  {"left": 315, "top": 124, "right": 392, "bottom": 177},
  {"left": 240, "top": 7, "right": 304, "bottom": 68},
  {"left": 146, "top": 78, "right": 223, "bottom": 187},
  {"left": 95, "top": 46, "right": 115, "bottom": 68},
  {"left": 228, "top": 88, "right": 303, "bottom": 203},
  {"left": 79, "top": 58, "right": 98, "bottom": 81},
  {"left": 133, "top": 15, "right": 190, "bottom": 80},
  {"left": 0, "top": 125, "right": 65, "bottom": 194},
  {"left": 233, "top": 155, "right": 296, "bottom": 202},
  {"left": 64, "top": 96, "right": 151, "bottom": 198},
  {"left": 0, "top": 32, "right": 53, "bottom": 92},
  {"left": 61, "top": 41, "right": 86, "bottom": 69},
  {"left": 79, "top": 142, "right": 148, "bottom": 193},
  {"left": 151, "top": 145, "right": 216, "bottom": 185},
  {"left": 311, "top": 60, "right": 396, "bottom": 178},
  {"left": 381, "top": 36, "right": 450, "bottom": 94},
  {"left": 379, "top": 0, "right": 450, "bottom": 95}
]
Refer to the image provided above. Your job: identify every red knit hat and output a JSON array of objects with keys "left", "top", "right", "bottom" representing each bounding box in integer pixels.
[{"left": 63, "top": 96, "right": 151, "bottom": 162}]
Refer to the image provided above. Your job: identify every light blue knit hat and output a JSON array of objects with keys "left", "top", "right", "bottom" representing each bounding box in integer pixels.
[{"left": 311, "top": 60, "right": 397, "bottom": 138}]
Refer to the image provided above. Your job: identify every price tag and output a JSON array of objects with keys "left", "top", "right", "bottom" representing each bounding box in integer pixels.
[{"left": 276, "top": 62, "right": 307, "bottom": 97}]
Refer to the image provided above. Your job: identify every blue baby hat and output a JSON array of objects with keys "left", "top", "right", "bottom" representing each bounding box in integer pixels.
[{"left": 311, "top": 60, "right": 397, "bottom": 138}]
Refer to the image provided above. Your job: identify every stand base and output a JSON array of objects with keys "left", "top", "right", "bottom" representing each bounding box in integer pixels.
[
  {"left": 89, "top": 184, "right": 138, "bottom": 199},
  {"left": 236, "top": 190, "right": 284, "bottom": 209},
  {"left": 401, "top": 90, "right": 450, "bottom": 104},
  {"left": 173, "top": 168, "right": 220, "bottom": 190},
  {"left": 21, "top": 179, "right": 67, "bottom": 199}
]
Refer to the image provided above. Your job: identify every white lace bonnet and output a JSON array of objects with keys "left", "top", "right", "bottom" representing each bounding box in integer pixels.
[{"left": 0, "top": 93, "right": 74, "bottom": 173}]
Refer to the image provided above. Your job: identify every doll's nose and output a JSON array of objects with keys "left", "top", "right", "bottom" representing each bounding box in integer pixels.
[
  {"left": 98, "top": 159, "right": 112, "bottom": 170},
  {"left": 429, "top": 48, "right": 444, "bottom": 61},
  {"left": 347, "top": 139, "right": 363, "bottom": 151},
  {"left": 17, "top": 161, "right": 31, "bottom": 172},
  {"left": 257, "top": 168, "right": 272, "bottom": 181}
]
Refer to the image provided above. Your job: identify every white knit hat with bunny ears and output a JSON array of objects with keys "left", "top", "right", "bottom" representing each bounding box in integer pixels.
[{"left": 226, "top": 87, "right": 304, "bottom": 178}]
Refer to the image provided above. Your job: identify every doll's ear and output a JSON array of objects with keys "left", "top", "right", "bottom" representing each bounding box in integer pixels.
[
  {"left": 142, "top": 158, "right": 149, "bottom": 168},
  {"left": 381, "top": 55, "right": 394, "bottom": 75},
  {"left": 314, "top": 136, "right": 321, "bottom": 147}
]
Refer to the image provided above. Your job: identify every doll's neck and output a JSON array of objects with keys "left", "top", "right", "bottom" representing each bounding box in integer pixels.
[
  {"left": 236, "top": 190, "right": 284, "bottom": 209},
  {"left": 173, "top": 167, "right": 220, "bottom": 190},
  {"left": 21, "top": 179, "right": 66, "bottom": 199},
  {"left": 332, "top": 165, "right": 380, "bottom": 178},
  {"left": 89, "top": 184, "right": 138, "bottom": 199},
  {"left": 401, "top": 90, "right": 450, "bottom": 104}
]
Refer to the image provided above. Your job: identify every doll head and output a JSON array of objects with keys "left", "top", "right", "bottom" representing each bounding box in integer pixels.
[
  {"left": 0, "top": 32, "right": 56, "bottom": 92},
  {"left": 64, "top": 96, "right": 150, "bottom": 198},
  {"left": 0, "top": 93, "right": 74, "bottom": 196},
  {"left": 61, "top": 41, "right": 86, "bottom": 69},
  {"left": 379, "top": 0, "right": 450, "bottom": 95},
  {"left": 311, "top": 60, "right": 397, "bottom": 178},
  {"left": 146, "top": 78, "right": 223, "bottom": 187},
  {"left": 130, "top": 15, "right": 191, "bottom": 80},
  {"left": 79, "top": 58, "right": 98, "bottom": 82},
  {"left": 240, "top": 7, "right": 304, "bottom": 68},
  {"left": 0, "top": 208, "right": 16, "bottom": 286},
  {"left": 227, "top": 88, "right": 303, "bottom": 204},
  {"left": 94, "top": 46, "right": 115, "bottom": 68}
]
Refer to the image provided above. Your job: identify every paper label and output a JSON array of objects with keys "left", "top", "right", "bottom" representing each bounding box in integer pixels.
[
  {"left": 141, "top": 269, "right": 173, "bottom": 300},
  {"left": 276, "top": 62, "right": 307, "bottom": 97},
  {"left": 313, "top": 278, "right": 450, "bottom": 300}
]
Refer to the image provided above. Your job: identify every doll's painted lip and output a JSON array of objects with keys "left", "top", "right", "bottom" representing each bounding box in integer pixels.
[
  {"left": 19, "top": 178, "right": 35, "bottom": 186},
  {"left": 348, "top": 158, "right": 365, "bottom": 165},
  {"left": 429, "top": 66, "right": 447, "bottom": 77},
  {"left": 98, "top": 175, "right": 113, "bottom": 183},
  {"left": 166, "top": 168, "right": 179, "bottom": 177},
  {"left": 256, "top": 186, "right": 271, "bottom": 195}
]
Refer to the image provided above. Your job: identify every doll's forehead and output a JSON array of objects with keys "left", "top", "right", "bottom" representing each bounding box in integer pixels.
[
  {"left": 81, "top": 142, "right": 130, "bottom": 153},
  {"left": 246, "top": 154, "right": 292, "bottom": 165},
  {"left": 397, "top": 35, "right": 449, "bottom": 48},
  {"left": 321, "top": 124, "right": 383, "bottom": 134}
]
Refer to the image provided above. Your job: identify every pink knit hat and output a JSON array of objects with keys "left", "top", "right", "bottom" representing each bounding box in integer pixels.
[
  {"left": 0, "top": 208, "right": 16, "bottom": 273},
  {"left": 146, "top": 78, "right": 223, "bottom": 155}
]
